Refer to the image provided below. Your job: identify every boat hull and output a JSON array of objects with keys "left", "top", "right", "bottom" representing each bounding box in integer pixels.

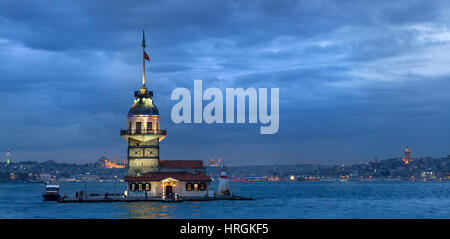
[{"left": 42, "top": 194, "right": 60, "bottom": 201}]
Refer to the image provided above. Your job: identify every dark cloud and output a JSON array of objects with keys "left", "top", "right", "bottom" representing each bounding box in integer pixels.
[{"left": 1, "top": 0, "right": 450, "bottom": 165}]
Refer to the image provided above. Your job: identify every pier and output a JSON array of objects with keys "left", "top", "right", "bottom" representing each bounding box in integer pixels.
[{"left": 57, "top": 193, "right": 253, "bottom": 203}]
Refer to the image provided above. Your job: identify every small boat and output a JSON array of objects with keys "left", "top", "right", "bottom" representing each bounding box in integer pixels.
[
  {"left": 338, "top": 178, "right": 348, "bottom": 183},
  {"left": 42, "top": 184, "right": 61, "bottom": 201}
]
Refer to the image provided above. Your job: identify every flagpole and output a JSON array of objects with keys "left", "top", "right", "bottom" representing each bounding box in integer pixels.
[{"left": 142, "top": 30, "right": 146, "bottom": 87}]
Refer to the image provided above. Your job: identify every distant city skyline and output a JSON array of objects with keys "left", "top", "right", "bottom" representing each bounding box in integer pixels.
[
  {"left": 3, "top": 144, "right": 448, "bottom": 167},
  {"left": 2, "top": 1, "right": 450, "bottom": 166}
]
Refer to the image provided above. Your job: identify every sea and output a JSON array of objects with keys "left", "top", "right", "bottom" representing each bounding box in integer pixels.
[{"left": 1, "top": 181, "right": 450, "bottom": 219}]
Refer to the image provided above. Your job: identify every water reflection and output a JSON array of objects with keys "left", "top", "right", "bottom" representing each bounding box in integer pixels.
[
  {"left": 4, "top": 181, "right": 450, "bottom": 218},
  {"left": 188, "top": 201, "right": 202, "bottom": 217},
  {"left": 121, "top": 202, "right": 176, "bottom": 219}
]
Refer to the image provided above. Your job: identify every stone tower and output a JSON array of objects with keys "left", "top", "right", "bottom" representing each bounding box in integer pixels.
[
  {"left": 402, "top": 145, "right": 411, "bottom": 164},
  {"left": 120, "top": 31, "right": 166, "bottom": 176}
]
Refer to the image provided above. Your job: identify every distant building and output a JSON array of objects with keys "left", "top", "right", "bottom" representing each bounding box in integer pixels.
[
  {"left": 421, "top": 168, "right": 436, "bottom": 180},
  {"left": 206, "top": 157, "right": 221, "bottom": 167},
  {"left": 267, "top": 166, "right": 281, "bottom": 181},
  {"left": 74, "top": 174, "right": 100, "bottom": 181},
  {"left": 267, "top": 174, "right": 281, "bottom": 181},
  {"left": 95, "top": 153, "right": 126, "bottom": 169},
  {"left": 402, "top": 146, "right": 412, "bottom": 165},
  {"left": 40, "top": 173, "right": 52, "bottom": 181}
]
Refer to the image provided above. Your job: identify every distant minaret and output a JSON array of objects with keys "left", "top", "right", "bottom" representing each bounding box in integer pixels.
[{"left": 5, "top": 149, "right": 10, "bottom": 165}]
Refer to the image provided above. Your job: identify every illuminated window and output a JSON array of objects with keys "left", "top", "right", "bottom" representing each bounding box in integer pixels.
[
  {"left": 145, "top": 183, "right": 151, "bottom": 191},
  {"left": 147, "top": 122, "right": 152, "bottom": 131},
  {"left": 194, "top": 183, "right": 198, "bottom": 191},
  {"left": 130, "top": 183, "right": 136, "bottom": 191},
  {"left": 200, "top": 183, "right": 206, "bottom": 191},
  {"left": 186, "top": 183, "right": 192, "bottom": 191},
  {"left": 138, "top": 183, "right": 143, "bottom": 191},
  {"left": 136, "top": 122, "right": 142, "bottom": 134}
]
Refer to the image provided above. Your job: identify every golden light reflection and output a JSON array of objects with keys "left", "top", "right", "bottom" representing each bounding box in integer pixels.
[{"left": 121, "top": 202, "right": 173, "bottom": 219}]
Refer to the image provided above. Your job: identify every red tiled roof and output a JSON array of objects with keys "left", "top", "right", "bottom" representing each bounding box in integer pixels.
[
  {"left": 160, "top": 160, "right": 204, "bottom": 169},
  {"left": 125, "top": 172, "right": 211, "bottom": 182}
]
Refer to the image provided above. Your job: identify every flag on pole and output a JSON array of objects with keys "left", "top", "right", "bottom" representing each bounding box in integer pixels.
[{"left": 144, "top": 51, "right": 150, "bottom": 62}]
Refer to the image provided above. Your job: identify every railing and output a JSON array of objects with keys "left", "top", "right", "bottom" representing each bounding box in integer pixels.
[
  {"left": 135, "top": 90, "right": 153, "bottom": 98},
  {"left": 120, "top": 129, "right": 167, "bottom": 135}
]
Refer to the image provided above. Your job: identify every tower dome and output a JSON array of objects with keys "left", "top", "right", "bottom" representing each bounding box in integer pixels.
[{"left": 128, "top": 97, "right": 159, "bottom": 116}]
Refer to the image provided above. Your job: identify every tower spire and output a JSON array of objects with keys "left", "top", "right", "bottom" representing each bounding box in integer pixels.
[{"left": 142, "top": 30, "right": 146, "bottom": 87}]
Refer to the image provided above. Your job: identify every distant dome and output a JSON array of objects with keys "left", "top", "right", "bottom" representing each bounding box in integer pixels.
[{"left": 128, "top": 98, "right": 159, "bottom": 116}]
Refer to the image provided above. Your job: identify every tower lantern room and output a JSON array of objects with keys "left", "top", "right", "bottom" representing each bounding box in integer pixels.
[{"left": 120, "top": 31, "right": 166, "bottom": 176}]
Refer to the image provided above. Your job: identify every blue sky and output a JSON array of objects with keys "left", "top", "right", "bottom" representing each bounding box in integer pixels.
[{"left": 1, "top": 0, "right": 450, "bottom": 165}]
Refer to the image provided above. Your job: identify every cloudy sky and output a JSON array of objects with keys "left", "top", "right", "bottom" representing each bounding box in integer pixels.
[{"left": 1, "top": 0, "right": 450, "bottom": 165}]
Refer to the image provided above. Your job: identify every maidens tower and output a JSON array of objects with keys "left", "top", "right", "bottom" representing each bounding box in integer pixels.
[
  {"left": 120, "top": 31, "right": 166, "bottom": 176},
  {"left": 120, "top": 32, "right": 211, "bottom": 201}
]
